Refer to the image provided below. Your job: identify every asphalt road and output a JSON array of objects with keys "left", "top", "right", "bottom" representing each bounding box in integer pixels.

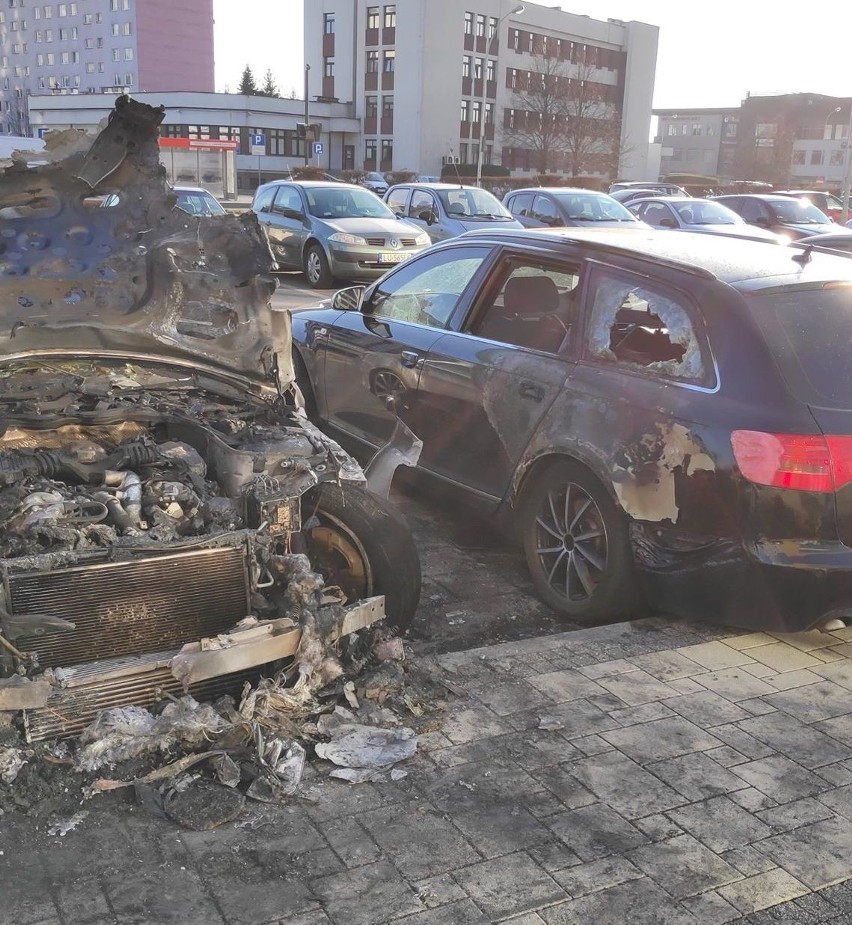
[{"left": 273, "top": 271, "right": 634, "bottom": 655}]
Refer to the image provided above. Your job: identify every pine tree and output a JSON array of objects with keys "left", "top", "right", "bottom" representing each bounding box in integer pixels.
[
  {"left": 238, "top": 65, "right": 257, "bottom": 95},
  {"left": 260, "top": 69, "right": 280, "bottom": 98}
]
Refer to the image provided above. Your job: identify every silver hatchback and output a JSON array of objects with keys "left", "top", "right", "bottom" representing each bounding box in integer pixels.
[{"left": 252, "top": 180, "right": 430, "bottom": 288}]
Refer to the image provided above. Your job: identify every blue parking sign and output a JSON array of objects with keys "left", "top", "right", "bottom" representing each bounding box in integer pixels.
[{"left": 313, "top": 142, "right": 324, "bottom": 155}]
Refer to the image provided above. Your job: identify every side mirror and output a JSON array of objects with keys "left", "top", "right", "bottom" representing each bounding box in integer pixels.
[
  {"left": 753, "top": 215, "right": 770, "bottom": 228},
  {"left": 418, "top": 208, "right": 436, "bottom": 225},
  {"left": 659, "top": 217, "right": 677, "bottom": 228},
  {"left": 331, "top": 285, "right": 366, "bottom": 312}
]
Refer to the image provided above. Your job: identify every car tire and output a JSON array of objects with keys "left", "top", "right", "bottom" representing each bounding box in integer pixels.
[
  {"left": 292, "top": 349, "right": 317, "bottom": 419},
  {"left": 304, "top": 243, "right": 334, "bottom": 289},
  {"left": 302, "top": 483, "right": 421, "bottom": 633},
  {"left": 519, "top": 459, "right": 640, "bottom": 623}
]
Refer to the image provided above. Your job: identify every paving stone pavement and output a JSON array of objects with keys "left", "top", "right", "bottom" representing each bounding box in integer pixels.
[{"left": 5, "top": 619, "right": 852, "bottom": 924}]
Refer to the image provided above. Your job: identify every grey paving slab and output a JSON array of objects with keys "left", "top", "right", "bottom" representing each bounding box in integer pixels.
[
  {"left": 310, "top": 862, "right": 423, "bottom": 925},
  {"left": 601, "top": 716, "right": 722, "bottom": 764},
  {"left": 763, "top": 681, "right": 852, "bottom": 723},
  {"left": 527, "top": 841, "right": 583, "bottom": 873},
  {"left": 450, "top": 804, "right": 554, "bottom": 860},
  {"left": 509, "top": 698, "right": 620, "bottom": 739},
  {"left": 528, "top": 669, "right": 607, "bottom": 703},
  {"left": 105, "top": 868, "right": 227, "bottom": 925},
  {"left": 728, "top": 786, "right": 778, "bottom": 813},
  {"left": 608, "top": 701, "right": 677, "bottom": 727},
  {"left": 570, "top": 751, "right": 688, "bottom": 818},
  {"left": 357, "top": 805, "right": 481, "bottom": 880},
  {"left": 414, "top": 873, "right": 468, "bottom": 909},
  {"left": 441, "top": 706, "right": 513, "bottom": 744},
  {"left": 708, "top": 723, "right": 777, "bottom": 760},
  {"left": 633, "top": 813, "right": 684, "bottom": 842},
  {"left": 756, "top": 798, "right": 838, "bottom": 832},
  {"left": 393, "top": 899, "right": 489, "bottom": 925},
  {"left": 677, "top": 641, "right": 755, "bottom": 671},
  {"left": 628, "top": 833, "right": 742, "bottom": 899},
  {"left": 629, "top": 650, "right": 708, "bottom": 681},
  {"left": 816, "top": 783, "right": 852, "bottom": 822},
  {"left": 668, "top": 795, "right": 774, "bottom": 852},
  {"left": 717, "top": 869, "right": 809, "bottom": 914},
  {"left": 759, "top": 815, "right": 852, "bottom": 890},
  {"left": 770, "top": 631, "right": 844, "bottom": 653},
  {"left": 746, "top": 643, "right": 824, "bottom": 673},
  {"left": 452, "top": 851, "right": 566, "bottom": 919},
  {"left": 731, "top": 755, "right": 832, "bottom": 803},
  {"left": 814, "top": 713, "right": 852, "bottom": 743},
  {"left": 546, "top": 803, "right": 648, "bottom": 862},
  {"left": 596, "top": 669, "right": 677, "bottom": 705},
  {"left": 720, "top": 846, "right": 778, "bottom": 877},
  {"left": 763, "top": 668, "right": 826, "bottom": 691},
  {"left": 665, "top": 690, "right": 751, "bottom": 726},
  {"left": 473, "top": 680, "right": 551, "bottom": 716},
  {"left": 551, "top": 855, "right": 644, "bottom": 898},
  {"left": 680, "top": 891, "right": 741, "bottom": 925},
  {"left": 694, "top": 667, "right": 778, "bottom": 701},
  {"left": 319, "top": 816, "right": 382, "bottom": 870},
  {"left": 738, "top": 713, "right": 852, "bottom": 770},
  {"left": 539, "top": 876, "right": 699, "bottom": 924},
  {"left": 646, "top": 752, "right": 748, "bottom": 801},
  {"left": 533, "top": 765, "right": 597, "bottom": 810},
  {"left": 816, "top": 762, "right": 852, "bottom": 787}
]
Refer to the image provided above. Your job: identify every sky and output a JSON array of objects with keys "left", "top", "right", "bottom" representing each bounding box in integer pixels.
[{"left": 213, "top": 1, "right": 852, "bottom": 109}]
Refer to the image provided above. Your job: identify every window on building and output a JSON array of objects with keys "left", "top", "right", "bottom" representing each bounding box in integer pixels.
[
  {"left": 382, "top": 49, "right": 394, "bottom": 71},
  {"left": 488, "top": 16, "right": 498, "bottom": 39},
  {"left": 123, "top": 21, "right": 130, "bottom": 33},
  {"left": 110, "top": 0, "right": 118, "bottom": 8},
  {"left": 382, "top": 96, "right": 393, "bottom": 118},
  {"left": 484, "top": 101, "right": 494, "bottom": 125},
  {"left": 365, "top": 138, "right": 377, "bottom": 164},
  {"left": 112, "top": 48, "right": 119, "bottom": 61},
  {"left": 323, "top": 12, "right": 334, "bottom": 34},
  {"left": 464, "top": 11, "right": 473, "bottom": 34},
  {"left": 111, "top": 22, "right": 119, "bottom": 34},
  {"left": 474, "top": 57, "right": 483, "bottom": 79},
  {"left": 471, "top": 100, "right": 481, "bottom": 124},
  {"left": 267, "top": 127, "right": 286, "bottom": 156},
  {"left": 45, "top": 29, "right": 52, "bottom": 39},
  {"left": 58, "top": 3, "right": 67, "bottom": 14},
  {"left": 366, "top": 49, "right": 378, "bottom": 72},
  {"left": 83, "top": 12, "right": 91, "bottom": 22},
  {"left": 811, "top": 150, "right": 824, "bottom": 165},
  {"left": 475, "top": 13, "right": 485, "bottom": 36},
  {"left": 124, "top": 47, "right": 132, "bottom": 60},
  {"left": 383, "top": 4, "right": 395, "bottom": 28},
  {"left": 706, "top": 125, "right": 715, "bottom": 136},
  {"left": 380, "top": 138, "right": 392, "bottom": 164},
  {"left": 44, "top": 6, "right": 52, "bottom": 17},
  {"left": 755, "top": 122, "right": 777, "bottom": 138},
  {"left": 692, "top": 123, "right": 701, "bottom": 135},
  {"left": 486, "top": 59, "right": 495, "bottom": 82},
  {"left": 188, "top": 125, "right": 211, "bottom": 140},
  {"left": 84, "top": 37, "right": 92, "bottom": 47},
  {"left": 36, "top": 53, "right": 44, "bottom": 65},
  {"left": 60, "top": 50, "right": 70, "bottom": 63},
  {"left": 366, "top": 6, "right": 379, "bottom": 29},
  {"left": 85, "top": 61, "right": 94, "bottom": 72},
  {"left": 458, "top": 143, "right": 468, "bottom": 163},
  {"left": 324, "top": 57, "right": 334, "bottom": 77},
  {"left": 460, "top": 99, "right": 470, "bottom": 122},
  {"left": 666, "top": 124, "right": 677, "bottom": 136},
  {"left": 365, "top": 95, "right": 377, "bottom": 117},
  {"left": 34, "top": 6, "right": 40, "bottom": 17},
  {"left": 462, "top": 55, "right": 471, "bottom": 78},
  {"left": 45, "top": 51, "right": 54, "bottom": 64}
]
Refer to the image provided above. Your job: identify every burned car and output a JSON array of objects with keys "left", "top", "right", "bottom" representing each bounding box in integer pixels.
[
  {"left": 292, "top": 227, "right": 852, "bottom": 633},
  {"left": 0, "top": 97, "right": 420, "bottom": 742}
]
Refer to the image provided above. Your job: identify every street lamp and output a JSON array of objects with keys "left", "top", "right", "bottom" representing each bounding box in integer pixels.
[{"left": 475, "top": 3, "right": 524, "bottom": 188}]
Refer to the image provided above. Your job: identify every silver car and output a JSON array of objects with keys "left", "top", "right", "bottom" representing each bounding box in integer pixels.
[
  {"left": 252, "top": 181, "right": 429, "bottom": 288},
  {"left": 384, "top": 182, "right": 522, "bottom": 242}
]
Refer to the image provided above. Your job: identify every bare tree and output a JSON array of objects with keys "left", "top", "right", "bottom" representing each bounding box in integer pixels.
[{"left": 502, "top": 51, "right": 626, "bottom": 179}]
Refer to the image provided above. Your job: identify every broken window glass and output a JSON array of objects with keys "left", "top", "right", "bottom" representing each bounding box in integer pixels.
[{"left": 586, "top": 270, "right": 706, "bottom": 382}]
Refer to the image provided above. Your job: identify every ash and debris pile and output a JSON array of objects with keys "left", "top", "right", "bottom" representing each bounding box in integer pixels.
[{"left": 0, "top": 600, "right": 444, "bottom": 831}]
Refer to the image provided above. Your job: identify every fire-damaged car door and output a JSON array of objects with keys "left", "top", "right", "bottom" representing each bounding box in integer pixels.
[
  {"left": 412, "top": 252, "right": 581, "bottom": 500},
  {"left": 320, "top": 244, "right": 495, "bottom": 447}
]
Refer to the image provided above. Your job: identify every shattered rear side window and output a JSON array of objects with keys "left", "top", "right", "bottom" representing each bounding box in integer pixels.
[{"left": 586, "top": 269, "right": 707, "bottom": 383}]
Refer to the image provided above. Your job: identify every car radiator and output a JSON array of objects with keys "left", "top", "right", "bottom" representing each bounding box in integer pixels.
[{"left": 4, "top": 545, "right": 254, "bottom": 741}]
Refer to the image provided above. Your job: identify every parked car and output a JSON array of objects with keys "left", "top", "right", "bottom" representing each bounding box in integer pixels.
[
  {"left": 359, "top": 171, "right": 389, "bottom": 195},
  {"left": 774, "top": 190, "right": 845, "bottom": 223},
  {"left": 610, "top": 180, "right": 689, "bottom": 197},
  {"left": 805, "top": 232, "right": 852, "bottom": 254},
  {"left": 292, "top": 226, "right": 852, "bottom": 631},
  {"left": 0, "top": 96, "right": 421, "bottom": 740},
  {"left": 610, "top": 188, "right": 675, "bottom": 207},
  {"left": 503, "top": 187, "right": 641, "bottom": 229},
  {"left": 629, "top": 196, "right": 783, "bottom": 242},
  {"left": 383, "top": 182, "right": 522, "bottom": 242},
  {"left": 173, "top": 185, "right": 227, "bottom": 216},
  {"left": 712, "top": 194, "right": 848, "bottom": 240},
  {"left": 252, "top": 180, "right": 430, "bottom": 288},
  {"left": 416, "top": 175, "right": 441, "bottom": 183}
]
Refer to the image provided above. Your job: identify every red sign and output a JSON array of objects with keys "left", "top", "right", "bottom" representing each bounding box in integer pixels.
[{"left": 159, "top": 137, "right": 239, "bottom": 152}]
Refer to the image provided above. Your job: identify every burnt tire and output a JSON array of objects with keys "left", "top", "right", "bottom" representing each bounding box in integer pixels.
[
  {"left": 303, "top": 243, "right": 334, "bottom": 289},
  {"left": 519, "top": 459, "right": 639, "bottom": 623},
  {"left": 302, "top": 483, "right": 421, "bottom": 633}
]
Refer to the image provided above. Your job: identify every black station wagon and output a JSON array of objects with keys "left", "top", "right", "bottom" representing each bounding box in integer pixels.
[{"left": 291, "top": 228, "right": 852, "bottom": 632}]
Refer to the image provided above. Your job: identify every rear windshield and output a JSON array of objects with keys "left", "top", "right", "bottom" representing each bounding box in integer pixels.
[{"left": 748, "top": 285, "right": 852, "bottom": 407}]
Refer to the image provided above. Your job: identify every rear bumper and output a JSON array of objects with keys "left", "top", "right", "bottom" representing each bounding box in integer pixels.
[{"left": 632, "top": 525, "right": 852, "bottom": 632}]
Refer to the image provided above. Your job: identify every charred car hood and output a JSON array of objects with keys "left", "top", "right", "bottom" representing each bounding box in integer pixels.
[{"left": 0, "top": 96, "right": 292, "bottom": 390}]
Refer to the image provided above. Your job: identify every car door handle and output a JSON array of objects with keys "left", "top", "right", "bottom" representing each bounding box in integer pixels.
[
  {"left": 519, "top": 380, "right": 545, "bottom": 401},
  {"left": 401, "top": 351, "right": 421, "bottom": 368}
]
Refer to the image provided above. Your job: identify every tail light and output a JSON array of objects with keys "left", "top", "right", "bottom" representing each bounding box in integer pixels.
[{"left": 731, "top": 430, "right": 852, "bottom": 493}]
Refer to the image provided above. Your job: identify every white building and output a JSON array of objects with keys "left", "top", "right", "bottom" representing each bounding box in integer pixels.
[{"left": 304, "top": 0, "right": 659, "bottom": 180}]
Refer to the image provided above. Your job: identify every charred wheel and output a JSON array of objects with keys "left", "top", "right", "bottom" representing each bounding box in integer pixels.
[
  {"left": 302, "top": 483, "right": 421, "bottom": 632},
  {"left": 520, "top": 460, "right": 638, "bottom": 622}
]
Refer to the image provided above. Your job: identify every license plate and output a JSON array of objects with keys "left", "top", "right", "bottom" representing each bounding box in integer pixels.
[{"left": 378, "top": 252, "right": 410, "bottom": 264}]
